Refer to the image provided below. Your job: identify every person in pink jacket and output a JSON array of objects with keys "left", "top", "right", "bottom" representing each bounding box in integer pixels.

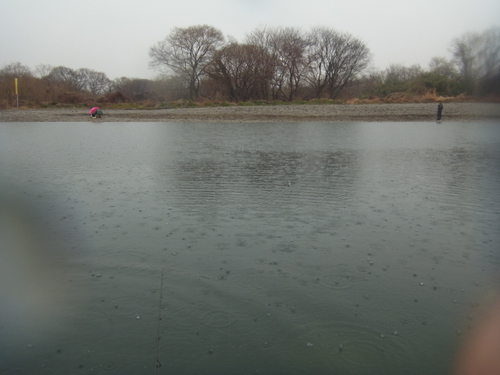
[{"left": 89, "top": 107, "right": 103, "bottom": 119}]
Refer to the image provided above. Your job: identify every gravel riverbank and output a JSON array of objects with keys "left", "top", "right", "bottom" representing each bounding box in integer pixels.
[{"left": 1, "top": 103, "right": 500, "bottom": 122}]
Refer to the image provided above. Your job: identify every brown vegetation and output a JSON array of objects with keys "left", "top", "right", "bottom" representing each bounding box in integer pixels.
[{"left": 98, "top": 91, "right": 130, "bottom": 104}]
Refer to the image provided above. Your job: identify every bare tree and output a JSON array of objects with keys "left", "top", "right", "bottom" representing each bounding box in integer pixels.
[
  {"left": 34, "top": 64, "right": 53, "bottom": 78},
  {"left": 383, "top": 64, "right": 423, "bottom": 84},
  {"left": 208, "top": 43, "right": 274, "bottom": 101},
  {"left": 114, "top": 77, "right": 158, "bottom": 101},
  {"left": 79, "top": 68, "right": 113, "bottom": 96},
  {"left": 246, "top": 27, "right": 309, "bottom": 101},
  {"left": 478, "top": 27, "right": 500, "bottom": 94},
  {"left": 306, "top": 27, "right": 371, "bottom": 99},
  {"left": 46, "top": 66, "right": 85, "bottom": 92},
  {"left": 0, "top": 62, "right": 36, "bottom": 105},
  {"left": 149, "top": 25, "right": 225, "bottom": 100},
  {"left": 0, "top": 62, "right": 32, "bottom": 77},
  {"left": 451, "top": 27, "right": 500, "bottom": 94},
  {"left": 274, "top": 27, "right": 309, "bottom": 101},
  {"left": 450, "top": 31, "right": 482, "bottom": 93},
  {"left": 428, "top": 57, "right": 458, "bottom": 78},
  {"left": 478, "top": 27, "right": 500, "bottom": 79},
  {"left": 245, "top": 27, "right": 280, "bottom": 99},
  {"left": 45, "top": 66, "right": 112, "bottom": 97}
]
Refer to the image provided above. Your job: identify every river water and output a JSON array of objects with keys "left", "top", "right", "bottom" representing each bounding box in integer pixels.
[{"left": 1, "top": 121, "right": 499, "bottom": 375}]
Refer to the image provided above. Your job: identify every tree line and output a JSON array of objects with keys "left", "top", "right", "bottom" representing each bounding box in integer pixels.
[
  {"left": 1, "top": 25, "right": 498, "bottom": 108},
  {"left": 149, "top": 25, "right": 372, "bottom": 102}
]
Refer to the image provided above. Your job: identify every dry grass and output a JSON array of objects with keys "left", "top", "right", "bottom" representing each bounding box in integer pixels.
[
  {"left": 3, "top": 92, "right": 499, "bottom": 111},
  {"left": 346, "top": 90, "right": 479, "bottom": 105}
]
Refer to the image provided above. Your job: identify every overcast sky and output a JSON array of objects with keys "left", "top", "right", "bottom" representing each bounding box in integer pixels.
[{"left": 1, "top": 0, "right": 499, "bottom": 80}]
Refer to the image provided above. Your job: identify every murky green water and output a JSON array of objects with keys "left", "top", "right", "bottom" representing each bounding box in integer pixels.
[{"left": 1, "top": 121, "right": 499, "bottom": 375}]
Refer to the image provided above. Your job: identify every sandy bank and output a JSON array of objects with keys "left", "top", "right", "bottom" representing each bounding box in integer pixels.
[{"left": 1, "top": 103, "right": 500, "bottom": 123}]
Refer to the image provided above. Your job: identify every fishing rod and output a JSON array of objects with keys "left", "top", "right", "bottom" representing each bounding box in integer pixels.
[{"left": 154, "top": 268, "right": 164, "bottom": 374}]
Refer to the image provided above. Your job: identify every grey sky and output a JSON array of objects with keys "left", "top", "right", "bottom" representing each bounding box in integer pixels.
[{"left": 1, "top": 0, "right": 499, "bottom": 80}]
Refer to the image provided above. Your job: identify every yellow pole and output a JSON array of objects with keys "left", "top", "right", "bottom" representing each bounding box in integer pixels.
[{"left": 15, "top": 78, "right": 19, "bottom": 108}]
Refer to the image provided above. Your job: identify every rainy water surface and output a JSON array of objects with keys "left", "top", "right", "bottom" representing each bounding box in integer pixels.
[{"left": 1, "top": 121, "right": 499, "bottom": 375}]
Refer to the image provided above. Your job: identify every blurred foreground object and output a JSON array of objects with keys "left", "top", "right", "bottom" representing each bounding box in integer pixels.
[
  {"left": 455, "top": 300, "right": 500, "bottom": 375},
  {"left": 0, "top": 193, "right": 72, "bottom": 344}
]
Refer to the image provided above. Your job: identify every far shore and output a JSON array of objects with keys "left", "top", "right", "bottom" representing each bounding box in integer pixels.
[{"left": 1, "top": 103, "right": 500, "bottom": 123}]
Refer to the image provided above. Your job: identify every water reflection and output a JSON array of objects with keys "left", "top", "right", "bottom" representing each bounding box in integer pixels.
[
  {"left": 169, "top": 149, "right": 361, "bottom": 211},
  {"left": 0, "top": 121, "right": 499, "bottom": 375}
]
